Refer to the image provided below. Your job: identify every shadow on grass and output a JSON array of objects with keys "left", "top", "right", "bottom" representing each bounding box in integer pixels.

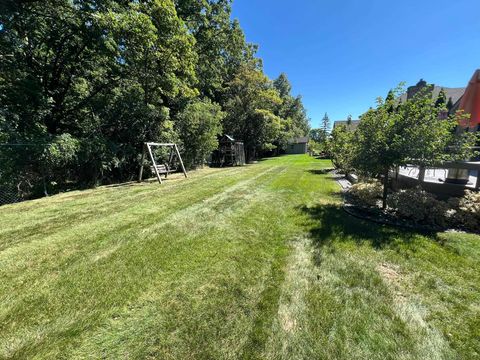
[
  {"left": 307, "top": 168, "right": 334, "bottom": 175},
  {"left": 298, "top": 203, "right": 437, "bottom": 254}
]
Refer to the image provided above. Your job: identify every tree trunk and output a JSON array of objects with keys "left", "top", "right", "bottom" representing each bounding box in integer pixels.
[{"left": 382, "top": 167, "right": 389, "bottom": 210}]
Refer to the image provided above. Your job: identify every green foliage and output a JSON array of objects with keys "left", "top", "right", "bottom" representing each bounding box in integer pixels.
[
  {"left": 447, "top": 97, "right": 454, "bottom": 111},
  {"left": 387, "top": 187, "right": 449, "bottom": 227},
  {"left": 223, "top": 65, "right": 283, "bottom": 159},
  {"left": 309, "top": 115, "right": 330, "bottom": 157},
  {"left": 321, "top": 112, "right": 330, "bottom": 133},
  {"left": 42, "top": 134, "right": 80, "bottom": 168},
  {"left": 436, "top": 88, "right": 447, "bottom": 108},
  {"left": 352, "top": 84, "right": 476, "bottom": 208},
  {"left": 273, "top": 73, "right": 310, "bottom": 152},
  {"left": 329, "top": 124, "right": 355, "bottom": 172},
  {"left": 176, "top": 98, "right": 224, "bottom": 168},
  {"left": 0, "top": 0, "right": 309, "bottom": 198},
  {"left": 451, "top": 190, "right": 480, "bottom": 231},
  {"left": 309, "top": 128, "right": 325, "bottom": 143},
  {"left": 349, "top": 181, "right": 383, "bottom": 207},
  {"left": 307, "top": 139, "right": 321, "bottom": 155}
]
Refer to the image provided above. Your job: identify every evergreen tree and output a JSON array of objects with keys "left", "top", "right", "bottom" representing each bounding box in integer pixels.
[
  {"left": 386, "top": 90, "right": 395, "bottom": 113},
  {"left": 436, "top": 88, "right": 447, "bottom": 108},
  {"left": 447, "top": 97, "right": 454, "bottom": 111},
  {"left": 321, "top": 113, "right": 331, "bottom": 134}
]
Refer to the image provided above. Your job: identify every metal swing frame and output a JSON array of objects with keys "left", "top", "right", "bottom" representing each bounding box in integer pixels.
[{"left": 138, "top": 143, "right": 188, "bottom": 184}]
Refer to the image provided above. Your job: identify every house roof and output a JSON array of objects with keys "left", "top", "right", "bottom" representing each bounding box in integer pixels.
[
  {"left": 288, "top": 136, "right": 309, "bottom": 144},
  {"left": 333, "top": 120, "right": 360, "bottom": 131},
  {"left": 399, "top": 85, "right": 466, "bottom": 104}
]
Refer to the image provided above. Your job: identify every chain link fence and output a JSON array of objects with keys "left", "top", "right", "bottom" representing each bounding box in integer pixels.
[{"left": 0, "top": 144, "right": 49, "bottom": 206}]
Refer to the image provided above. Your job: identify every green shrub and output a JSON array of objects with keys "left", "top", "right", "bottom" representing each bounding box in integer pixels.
[
  {"left": 454, "top": 191, "right": 480, "bottom": 232},
  {"left": 387, "top": 187, "right": 449, "bottom": 227},
  {"left": 349, "top": 181, "right": 383, "bottom": 207},
  {"left": 43, "top": 134, "right": 80, "bottom": 168}
]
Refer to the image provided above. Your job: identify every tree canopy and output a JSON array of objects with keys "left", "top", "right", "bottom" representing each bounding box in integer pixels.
[
  {"left": 0, "top": 0, "right": 310, "bottom": 200},
  {"left": 333, "top": 84, "right": 477, "bottom": 209}
]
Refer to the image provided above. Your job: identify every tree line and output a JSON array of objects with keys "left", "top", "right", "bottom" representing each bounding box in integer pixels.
[{"left": 0, "top": 0, "right": 309, "bottom": 199}]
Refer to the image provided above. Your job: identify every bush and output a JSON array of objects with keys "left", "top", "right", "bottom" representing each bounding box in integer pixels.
[
  {"left": 349, "top": 181, "right": 383, "bottom": 207},
  {"left": 454, "top": 191, "right": 480, "bottom": 232},
  {"left": 387, "top": 187, "right": 449, "bottom": 227}
]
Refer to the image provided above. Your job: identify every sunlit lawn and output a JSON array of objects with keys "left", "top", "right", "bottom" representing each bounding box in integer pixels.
[{"left": 0, "top": 155, "right": 479, "bottom": 359}]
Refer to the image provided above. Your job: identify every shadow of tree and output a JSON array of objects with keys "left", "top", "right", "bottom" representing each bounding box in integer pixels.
[
  {"left": 307, "top": 168, "right": 334, "bottom": 175},
  {"left": 298, "top": 204, "right": 437, "bottom": 260}
]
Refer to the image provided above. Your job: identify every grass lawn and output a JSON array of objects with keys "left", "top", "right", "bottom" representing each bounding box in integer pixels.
[{"left": 1, "top": 155, "right": 479, "bottom": 359}]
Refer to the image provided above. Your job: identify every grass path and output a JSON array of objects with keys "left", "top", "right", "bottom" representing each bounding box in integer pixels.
[{"left": 0, "top": 155, "right": 479, "bottom": 359}]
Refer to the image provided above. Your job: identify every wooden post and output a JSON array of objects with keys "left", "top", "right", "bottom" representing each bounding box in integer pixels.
[
  {"left": 138, "top": 145, "right": 146, "bottom": 182},
  {"left": 165, "top": 146, "right": 175, "bottom": 179},
  {"left": 147, "top": 143, "right": 163, "bottom": 184},
  {"left": 174, "top": 144, "right": 188, "bottom": 178}
]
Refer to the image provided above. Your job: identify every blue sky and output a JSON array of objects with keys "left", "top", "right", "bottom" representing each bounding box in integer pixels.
[{"left": 231, "top": 0, "right": 480, "bottom": 128}]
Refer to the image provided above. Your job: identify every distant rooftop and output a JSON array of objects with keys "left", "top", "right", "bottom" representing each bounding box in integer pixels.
[
  {"left": 399, "top": 84, "right": 465, "bottom": 105},
  {"left": 333, "top": 120, "right": 360, "bottom": 131},
  {"left": 288, "top": 136, "right": 309, "bottom": 144}
]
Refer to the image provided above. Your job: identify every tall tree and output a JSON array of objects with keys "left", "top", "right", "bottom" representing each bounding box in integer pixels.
[
  {"left": 223, "top": 65, "right": 282, "bottom": 160},
  {"left": 176, "top": 98, "right": 224, "bottom": 168},
  {"left": 273, "top": 73, "right": 292, "bottom": 99},
  {"left": 0, "top": 0, "right": 197, "bottom": 188},
  {"left": 322, "top": 113, "right": 331, "bottom": 134},
  {"left": 175, "top": 0, "right": 256, "bottom": 101},
  {"left": 273, "top": 73, "right": 309, "bottom": 152}
]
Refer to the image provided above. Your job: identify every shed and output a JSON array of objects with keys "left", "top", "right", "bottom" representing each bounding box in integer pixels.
[{"left": 286, "top": 137, "right": 309, "bottom": 154}]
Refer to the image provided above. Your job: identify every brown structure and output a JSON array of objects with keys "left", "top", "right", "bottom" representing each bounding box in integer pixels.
[
  {"left": 211, "top": 135, "right": 246, "bottom": 167},
  {"left": 400, "top": 79, "right": 466, "bottom": 109},
  {"left": 333, "top": 119, "right": 360, "bottom": 132},
  {"left": 138, "top": 143, "right": 188, "bottom": 184}
]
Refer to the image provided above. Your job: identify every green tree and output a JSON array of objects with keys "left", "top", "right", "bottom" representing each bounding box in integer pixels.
[
  {"left": 436, "top": 88, "right": 447, "bottom": 108},
  {"left": 0, "top": 0, "right": 310, "bottom": 200},
  {"left": 330, "top": 124, "right": 355, "bottom": 173},
  {"left": 273, "top": 73, "right": 292, "bottom": 99},
  {"left": 321, "top": 113, "right": 331, "bottom": 134},
  {"left": 353, "top": 85, "right": 475, "bottom": 209},
  {"left": 223, "top": 65, "right": 282, "bottom": 160},
  {"left": 447, "top": 97, "right": 454, "bottom": 111},
  {"left": 176, "top": 98, "right": 224, "bottom": 168},
  {"left": 309, "top": 128, "right": 324, "bottom": 143},
  {"left": 0, "top": 0, "right": 197, "bottom": 187},
  {"left": 273, "top": 73, "right": 310, "bottom": 152},
  {"left": 176, "top": 0, "right": 257, "bottom": 101}
]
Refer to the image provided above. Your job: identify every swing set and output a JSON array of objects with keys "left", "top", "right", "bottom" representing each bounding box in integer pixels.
[{"left": 138, "top": 143, "right": 187, "bottom": 184}]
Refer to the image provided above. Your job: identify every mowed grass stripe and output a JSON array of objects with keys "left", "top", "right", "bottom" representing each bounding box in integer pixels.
[
  {"left": 0, "top": 165, "right": 292, "bottom": 358},
  {"left": 0, "top": 166, "right": 246, "bottom": 245},
  {"left": 0, "top": 164, "right": 275, "bottom": 255},
  {"left": 0, "top": 164, "right": 284, "bottom": 310},
  {"left": 1, "top": 155, "right": 479, "bottom": 360}
]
